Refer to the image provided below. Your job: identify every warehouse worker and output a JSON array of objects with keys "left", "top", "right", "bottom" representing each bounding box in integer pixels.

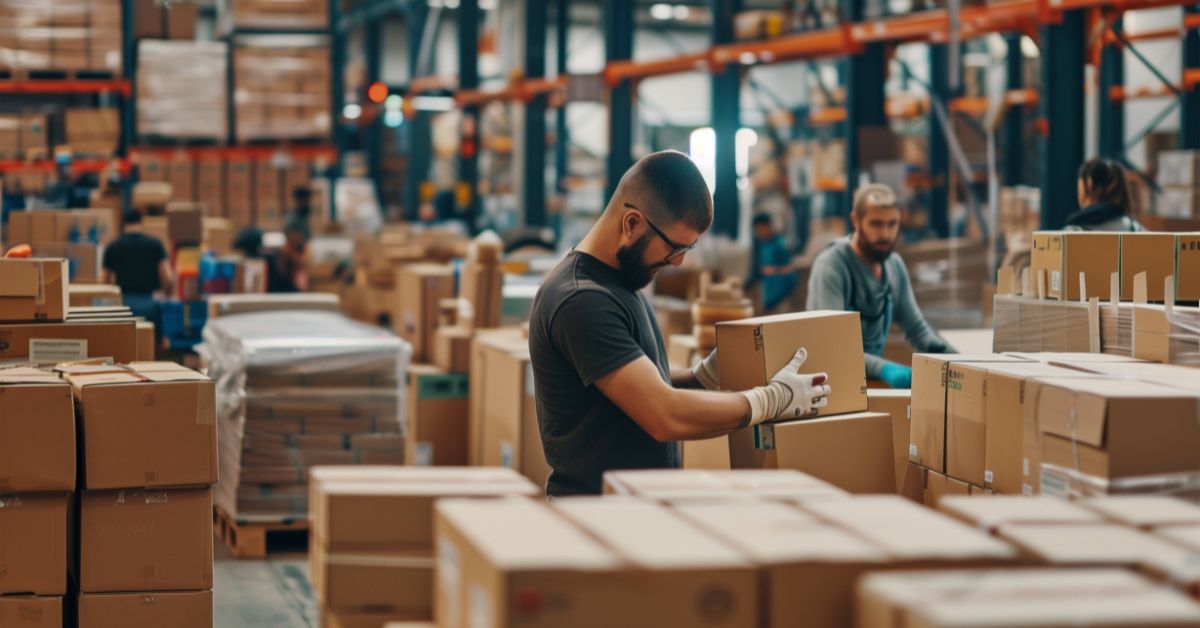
[
  {"left": 749, "top": 213, "right": 798, "bottom": 312},
  {"left": 806, "top": 183, "right": 952, "bottom": 389},
  {"left": 102, "top": 210, "right": 174, "bottom": 319},
  {"left": 1065, "top": 158, "right": 1145, "bottom": 232},
  {"left": 529, "top": 150, "right": 832, "bottom": 497}
]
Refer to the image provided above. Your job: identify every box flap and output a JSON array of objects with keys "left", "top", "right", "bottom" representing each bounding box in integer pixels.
[
  {"left": 1035, "top": 377, "right": 1199, "bottom": 446},
  {"left": 311, "top": 465, "right": 534, "bottom": 487},
  {"left": 939, "top": 496, "right": 1103, "bottom": 530},
  {"left": 999, "top": 523, "right": 1191, "bottom": 569},
  {"left": 0, "top": 260, "right": 39, "bottom": 297},
  {"left": 715, "top": 309, "right": 853, "bottom": 327},
  {"left": 0, "top": 366, "right": 63, "bottom": 385},
  {"left": 1079, "top": 496, "right": 1200, "bottom": 528}
]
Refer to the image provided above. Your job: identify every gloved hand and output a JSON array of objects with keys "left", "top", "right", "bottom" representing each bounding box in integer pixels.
[
  {"left": 692, "top": 349, "right": 721, "bottom": 391},
  {"left": 740, "top": 348, "right": 830, "bottom": 425},
  {"left": 880, "top": 362, "right": 913, "bottom": 389},
  {"left": 926, "top": 339, "right": 954, "bottom": 354}
]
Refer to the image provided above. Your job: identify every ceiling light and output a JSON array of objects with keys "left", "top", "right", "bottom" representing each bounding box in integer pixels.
[{"left": 650, "top": 4, "right": 673, "bottom": 20}]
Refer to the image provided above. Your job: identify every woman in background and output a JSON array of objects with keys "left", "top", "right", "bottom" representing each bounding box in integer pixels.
[{"left": 1065, "top": 158, "right": 1145, "bottom": 232}]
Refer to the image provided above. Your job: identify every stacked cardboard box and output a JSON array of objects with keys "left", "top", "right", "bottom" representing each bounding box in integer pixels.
[
  {"left": 900, "top": 238, "right": 989, "bottom": 314},
  {"left": 1029, "top": 231, "right": 1199, "bottom": 302},
  {"left": 58, "top": 361, "right": 217, "bottom": 628},
  {"left": 394, "top": 264, "right": 454, "bottom": 363},
  {"left": 136, "top": 41, "right": 228, "bottom": 141},
  {"left": 309, "top": 466, "right": 538, "bottom": 627},
  {"left": 602, "top": 469, "right": 848, "bottom": 503},
  {"left": 0, "top": 257, "right": 68, "bottom": 322},
  {"left": 223, "top": 0, "right": 328, "bottom": 31},
  {"left": 0, "top": 366, "right": 75, "bottom": 623},
  {"left": 64, "top": 108, "right": 119, "bottom": 157},
  {"left": 0, "top": 113, "right": 48, "bottom": 159},
  {"left": 233, "top": 43, "right": 331, "bottom": 142},
  {"left": 0, "top": 0, "right": 122, "bottom": 73},
  {"left": 405, "top": 365, "right": 469, "bottom": 466},
  {"left": 132, "top": 0, "right": 197, "bottom": 39},
  {"left": 201, "top": 311, "right": 410, "bottom": 519},
  {"left": 5, "top": 210, "right": 116, "bottom": 283},
  {"left": 1156, "top": 150, "right": 1200, "bottom": 218}
]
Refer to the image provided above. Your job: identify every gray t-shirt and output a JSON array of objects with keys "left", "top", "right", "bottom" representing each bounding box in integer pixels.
[
  {"left": 806, "top": 237, "right": 946, "bottom": 378},
  {"left": 529, "top": 251, "right": 678, "bottom": 496}
]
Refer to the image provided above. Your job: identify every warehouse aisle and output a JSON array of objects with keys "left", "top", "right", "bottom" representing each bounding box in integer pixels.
[{"left": 213, "top": 542, "right": 316, "bottom": 628}]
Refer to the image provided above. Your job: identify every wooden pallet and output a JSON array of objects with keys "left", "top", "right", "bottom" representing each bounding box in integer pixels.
[
  {"left": 0, "top": 68, "right": 117, "bottom": 81},
  {"left": 213, "top": 506, "right": 309, "bottom": 559}
]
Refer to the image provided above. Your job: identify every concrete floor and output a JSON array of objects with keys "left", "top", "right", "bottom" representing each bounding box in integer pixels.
[{"left": 214, "top": 534, "right": 317, "bottom": 627}]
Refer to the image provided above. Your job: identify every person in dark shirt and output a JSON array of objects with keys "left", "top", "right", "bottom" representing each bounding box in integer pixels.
[
  {"left": 529, "top": 150, "right": 834, "bottom": 497},
  {"left": 102, "top": 210, "right": 174, "bottom": 319},
  {"left": 749, "top": 213, "right": 798, "bottom": 312}
]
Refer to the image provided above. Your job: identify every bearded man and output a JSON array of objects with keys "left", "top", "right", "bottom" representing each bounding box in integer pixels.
[{"left": 806, "top": 183, "right": 954, "bottom": 389}]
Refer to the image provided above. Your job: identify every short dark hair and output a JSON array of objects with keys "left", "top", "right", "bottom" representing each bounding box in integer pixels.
[
  {"left": 122, "top": 210, "right": 142, "bottom": 226},
  {"left": 615, "top": 150, "right": 713, "bottom": 233},
  {"left": 852, "top": 183, "right": 899, "bottom": 217},
  {"left": 752, "top": 213, "right": 773, "bottom": 228},
  {"left": 1078, "top": 158, "right": 1131, "bottom": 214}
]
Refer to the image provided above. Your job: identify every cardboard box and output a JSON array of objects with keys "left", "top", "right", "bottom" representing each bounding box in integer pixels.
[
  {"left": 1079, "top": 496, "right": 1200, "bottom": 529},
  {"left": 226, "top": 157, "right": 255, "bottom": 228},
  {"left": 716, "top": 311, "right": 868, "bottom": 418},
  {"left": 405, "top": 365, "right": 469, "bottom": 466},
  {"left": 311, "top": 543, "right": 433, "bottom": 616},
  {"left": 0, "top": 368, "right": 75, "bottom": 492},
  {"left": 1121, "top": 233, "right": 1177, "bottom": 302},
  {"left": 467, "top": 329, "right": 525, "bottom": 464},
  {"left": 0, "top": 259, "right": 68, "bottom": 322},
  {"left": 431, "top": 326, "right": 472, "bottom": 373},
  {"left": 999, "top": 523, "right": 1198, "bottom": 575},
  {"left": 1030, "top": 231, "right": 1120, "bottom": 300},
  {"left": 909, "top": 353, "right": 1028, "bottom": 474},
  {"left": 68, "top": 284, "right": 122, "bottom": 308},
  {"left": 0, "top": 596, "right": 62, "bottom": 627},
  {"left": 167, "top": 154, "right": 195, "bottom": 203},
  {"left": 207, "top": 293, "right": 340, "bottom": 319},
  {"left": 667, "top": 333, "right": 701, "bottom": 369},
  {"left": 868, "top": 389, "right": 911, "bottom": 493},
  {"left": 326, "top": 611, "right": 430, "bottom": 628},
  {"left": 753, "top": 412, "right": 896, "bottom": 494},
  {"left": 0, "top": 494, "right": 69, "bottom": 595},
  {"left": 203, "top": 217, "right": 233, "bottom": 254},
  {"left": 0, "top": 320, "right": 138, "bottom": 363},
  {"left": 602, "top": 469, "right": 848, "bottom": 503},
  {"left": 255, "top": 159, "right": 282, "bottom": 230},
  {"left": 436, "top": 497, "right": 759, "bottom": 628},
  {"left": 67, "top": 243, "right": 101, "bottom": 283},
  {"left": 394, "top": 265, "right": 454, "bottom": 362},
  {"left": 61, "top": 362, "right": 217, "bottom": 489},
  {"left": 899, "top": 461, "right": 925, "bottom": 504},
  {"left": 945, "top": 363, "right": 988, "bottom": 486},
  {"left": 195, "top": 156, "right": 226, "bottom": 217},
  {"left": 136, "top": 321, "right": 156, "bottom": 361},
  {"left": 923, "top": 469, "right": 970, "bottom": 508},
  {"left": 78, "top": 590, "right": 213, "bottom": 628},
  {"left": 166, "top": 203, "right": 204, "bottom": 245},
  {"left": 468, "top": 331, "right": 549, "bottom": 489},
  {"left": 938, "top": 495, "right": 1103, "bottom": 533},
  {"left": 458, "top": 262, "right": 504, "bottom": 329},
  {"left": 1179, "top": 233, "right": 1200, "bottom": 301},
  {"left": 673, "top": 500, "right": 885, "bottom": 628}
]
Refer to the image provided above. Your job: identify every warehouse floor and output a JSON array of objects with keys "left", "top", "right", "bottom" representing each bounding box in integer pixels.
[{"left": 213, "top": 540, "right": 316, "bottom": 628}]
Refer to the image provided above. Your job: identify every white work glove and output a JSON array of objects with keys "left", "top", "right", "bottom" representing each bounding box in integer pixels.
[
  {"left": 740, "top": 348, "right": 830, "bottom": 426},
  {"left": 692, "top": 349, "right": 721, "bottom": 391}
]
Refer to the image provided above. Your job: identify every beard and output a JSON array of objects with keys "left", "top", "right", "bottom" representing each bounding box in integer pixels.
[
  {"left": 855, "top": 231, "right": 895, "bottom": 263},
  {"left": 616, "top": 232, "right": 667, "bottom": 291}
]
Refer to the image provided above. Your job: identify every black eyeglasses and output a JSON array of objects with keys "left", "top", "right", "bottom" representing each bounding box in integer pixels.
[{"left": 623, "top": 202, "right": 698, "bottom": 263}]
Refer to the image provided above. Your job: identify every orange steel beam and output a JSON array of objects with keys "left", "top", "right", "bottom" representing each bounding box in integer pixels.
[
  {"left": 0, "top": 158, "right": 130, "bottom": 174},
  {"left": 603, "top": 51, "right": 710, "bottom": 86},
  {"left": 1109, "top": 83, "right": 1180, "bottom": 100},
  {"left": 129, "top": 146, "right": 337, "bottom": 160},
  {"left": 1185, "top": 68, "right": 1200, "bottom": 91},
  {"left": 809, "top": 107, "right": 848, "bottom": 124},
  {"left": 455, "top": 76, "right": 568, "bottom": 107},
  {"left": 406, "top": 75, "right": 458, "bottom": 95},
  {"left": 0, "top": 79, "right": 131, "bottom": 96},
  {"left": 710, "top": 26, "right": 860, "bottom": 67}
]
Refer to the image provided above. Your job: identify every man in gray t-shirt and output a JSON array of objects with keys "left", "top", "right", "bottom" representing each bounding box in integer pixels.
[{"left": 806, "top": 184, "right": 953, "bottom": 388}]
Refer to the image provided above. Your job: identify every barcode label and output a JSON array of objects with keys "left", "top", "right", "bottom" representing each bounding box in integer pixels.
[
  {"left": 984, "top": 470, "right": 994, "bottom": 484},
  {"left": 414, "top": 442, "right": 433, "bottom": 466},
  {"left": 29, "top": 338, "right": 87, "bottom": 363},
  {"left": 908, "top": 443, "right": 918, "bottom": 458}
]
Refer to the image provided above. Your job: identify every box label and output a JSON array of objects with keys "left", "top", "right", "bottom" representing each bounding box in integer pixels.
[
  {"left": 414, "top": 442, "right": 433, "bottom": 466},
  {"left": 908, "top": 443, "right": 918, "bottom": 458},
  {"left": 500, "top": 441, "right": 513, "bottom": 468},
  {"left": 1051, "top": 271, "right": 1061, "bottom": 293},
  {"left": 438, "top": 537, "right": 461, "bottom": 627},
  {"left": 984, "top": 470, "right": 994, "bottom": 484},
  {"left": 1022, "top": 483, "right": 1033, "bottom": 496},
  {"left": 469, "top": 584, "right": 493, "bottom": 628},
  {"left": 1040, "top": 472, "right": 1069, "bottom": 498},
  {"left": 29, "top": 338, "right": 87, "bottom": 362},
  {"left": 753, "top": 424, "right": 776, "bottom": 450}
]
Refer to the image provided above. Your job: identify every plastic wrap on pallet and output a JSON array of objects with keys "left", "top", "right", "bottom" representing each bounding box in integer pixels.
[
  {"left": 991, "top": 295, "right": 1094, "bottom": 353},
  {"left": 1100, "top": 303, "right": 1134, "bottom": 357},
  {"left": 1041, "top": 464, "right": 1200, "bottom": 500},
  {"left": 219, "top": 0, "right": 328, "bottom": 32},
  {"left": 198, "top": 310, "right": 411, "bottom": 518},
  {"left": 136, "top": 40, "right": 227, "bottom": 140},
  {"left": 232, "top": 41, "right": 331, "bottom": 142},
  {"left": 0, "top": 0, "right": 122, "bottom": 73},
  {"left": 1133, "top": 304, "right": 1200, "bottom": 366}
]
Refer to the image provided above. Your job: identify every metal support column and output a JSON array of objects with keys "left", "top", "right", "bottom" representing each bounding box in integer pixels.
[
  {"left": 328, "top": 0, "right": 346, "bottom": 221},
  {"left": 519, "top": 0, "right": 547, "bottom": 227},
  {"left": 711, "top": 0, "right": 742, "bottom": 238},
  {"left": 120, "top": 0, "right": 135, "bottom": 154},
  {"left": 1003, "top": 34, "right": 1024, "bottom": 186},
  {"left": 554, "top": 0, "right": 570, "bottom": 197},
  {"left": 1040, "top": 10, "right": 1087, "bottom": 228},
  {"left": 364, "top": 16, "right": 384, "bottom": 209},
  {"left": 604, "top": 0, "right": 634, "bottom": 201},
  {"left": 1183, "top": 5, "right": 1200, "bottom": 149},
  {"left": 458, "top": 0, "right": 481, "bottom": 230},
  {"left": 1098, "top": 16, "right": 1125, "bottom": 158},
  {"left": 929, "top": 43, "right": 951, "bottom": 237},
  {"left": 404, "top": 1, "right": 433, "bottom": 221},
  {"left": 841, "top": 0, "right": 886, "bottom": 218}
]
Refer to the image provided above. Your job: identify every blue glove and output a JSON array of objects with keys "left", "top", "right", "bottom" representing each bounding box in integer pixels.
[
  {"left": 880, "top": 362, "right": 913, "bottom": 389},
  {"left": 926, "top": 339, "right": 953, "bottom": 354}
]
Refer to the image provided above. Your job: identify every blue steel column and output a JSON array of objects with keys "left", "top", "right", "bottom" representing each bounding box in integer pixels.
[
  {"left": 842, "top": 0, "right": 886, "bottom": 218},
  {"left": 711, "top": 0, "right": 742, "bottom": 238},
  {"left": 1003, "top": 34, "right": 1024, "bottom": 186},
  {"left": 404, "top": 2, "right": 432, "bottom": 221},
  {"left": 329, "top": 0, "right": 346, "bottom": 220},
  {"left": 1040, "top": 10, "right": 1087, "bottom": 228},
  {"left": 554, "top": 0, "right": 569, "bottom": 197},
  {"left": 365, "top": 17, "right": 384, "bottom": 209},
  {"left": 1098, "top": 16, "right": 1125, "bottom": 158},
  {"left": 929, "top": 43, "right": 951, "bottom": 237},
  {"left": 604, "top": 0, "right": 634, "bottom": 200},
  {"left": 521, "top": 0, "right": 547, "bottom": 227},
  {"left": 121, "top": 0, "right": 135, "bottom": 152},
  {"left": 1183, "top": 5, "right": 1200, "bottom": 149},
  {"left": 458, "top": 0, "right": 480, "bottom": 229}
]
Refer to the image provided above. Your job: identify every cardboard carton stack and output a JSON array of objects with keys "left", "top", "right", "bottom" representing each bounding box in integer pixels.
[
  {"left": 394, "top": 264, "right": 454, "bottom": 364},
  {"left": 1156, "top": 150, "right": 1200, "bottom": 218},
  {"left": 432, "top": 233, "right": 505, "bottom": 374},
  {"left": 602, "top": 469, "right": 849, "bottom": 504},
  {"left": 5, "top": 209, "right": 117, "bottom": 283},
  {"left": 58, "top": 361, "right": 217, "bottom": 628},
  {"left": 691, "top": 273, "right": 753, "bottom": 354},
  {"left": 0, "top": 112, "right": 48, "bottom": 159},
  {"left": 136, "top": 40, "right": 228, "bottom": 141},
  {"left": 64, "top": 108, "right": 119, "bottom": 157},
  {"left": 233, "top": 43, "right": 331, "bottom": 142},
  {"left": 222, "top": 0, "right": 328, "bottom": 31},
  {"left": 200, "top": 311, "right": 410, "bottom": 519},
  {"left": 0, "top": 0, "right": 122, "bottom": 73},
  {"left": 309, "top": 466, "right": 538, "bottom": 627},
  {"left": 899, "top": 238, "right": 989, "bottom": 316}
]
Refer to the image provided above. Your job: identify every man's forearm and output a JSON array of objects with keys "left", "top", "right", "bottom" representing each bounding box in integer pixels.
[
  {"left": 659, "top": 388, "right": 752, "bottom": 441},
  {"left": 670, "top": 367, "right": 700, "bottom": 389}
]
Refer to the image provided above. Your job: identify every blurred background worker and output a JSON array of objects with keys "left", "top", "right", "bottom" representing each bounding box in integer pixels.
[
  {"left": 748, "top": 212, "right": 798, "bottom": 313},
  {"left": 807, "top": 183, "right": 953, "bottom": 388},
  {"left": 1066, "top": 158, "right": 1145, "bottom": 232},
  {"left": 102, "top": 210, "right": 174, "bottom": 319}
]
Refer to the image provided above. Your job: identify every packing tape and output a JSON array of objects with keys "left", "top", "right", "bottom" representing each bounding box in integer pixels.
[
  {"left": 324, "top": 554, "right": 435, "bottom": 569},
  {"left": 34, "top": 262, "right": 45, "bottom": 306}
]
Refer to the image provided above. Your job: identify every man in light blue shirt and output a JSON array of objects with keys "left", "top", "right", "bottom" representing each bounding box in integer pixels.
[
  {"left": 749, "top": 213, "right": 798, "bottom": 312},
  {"left": 806, "top": 184, "right": 953, "bottom": 387}
]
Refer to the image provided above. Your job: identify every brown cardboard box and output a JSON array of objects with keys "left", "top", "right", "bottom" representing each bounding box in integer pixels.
[
  {"left": 310, "top": 543, "right": 432, "bottom": 616},
  {"left": 226, "top": 157, "right": 255, "bottom": 228},
  {"left": 476, "top": 340, "right": 549, "bottom": 489},
  {"left": 1121, "top": 233, "right": 1177, "bottom": 302},
  {"left": 405, "top": 365, "right": 469, "bottom": 466},
  {"left": 68, "top": 284, "right": 122, "bottom": 308},
  {"left": 329, "top": 612, "right": 431, "bottom": 628},
  {"left": 255, "top": 159, "right": 282, "bottom": 230},
  {"left": 136, "top": 321, "right": 156, "bottom": 361},
  {"left": 0, "top": 596, "right": 62, "bottom": 627},
  {"left": 394, "top": 265, "right": 454, "bottom": 362},
  {"left": 54, "top": 209, "right": 117, "bottom": 245},
  {"left": 681, "top": 437, "right": 733, "bottom": 470},
  {"left": 66, "top": 244, "right": 101, "bottom": 284},
  {"left": 667, "top": 333, "right": 701, "bottom": 369},
  {"left": 1032, "top": 377, "right": 1200, "bottom": 497},
  {"left": 78, "top": 590, "right": 213, "bottom": 628},
  {"left": 203, "top": 217, "right": 233, "bottom": 254},
  {"left": 0, "top": 320, "right": 138, "bottom": 363},
  {"left": 673, "top": 500, "right": 885, "bottom": 628},
  {"left": 1178, "top": 233, "right": 1200, "bottom": 301},
  {"left": 909, "top": 353, "right": 1028, "bottom": 474},
  {"left": 999, "top": 523, "right": 1199, "bottom": 576},
  {"left": 0, "top": 258, "right": 68, "bottom": 322},
  {"left": 432, "top": 326, "right": 472, "bottom": 373},
  {"left": 79, "top": 487, "right": 212, "bottom": 593},
  {"left": 195, "top": 156, "right": 226, "bottom": 217},
  {"left": 1079, "top": 496, "right": 1200, "bottom": 529},
  {"left": 716, "top": 311, "right": 868, "bottom": 418},
  {"left": 0, "top": 494, "right": 69, "bottom": 595},
  {"left": 1030, "top": 231, "right": 1120, "bottom": 300},
  {"left": 899, "top": 461, "right": 925, "bottom": 504},
  {"left": 166, "top": 203, "right": 204, "bottom": 245},
  {"left": 168, "top": 154, "right": 194, "bottom": 202},
  {"left": 938, "top": 495, "right": 1103, "bottom": 533},
  {"left": 603, "top": 469, "right": 847, "bottom": 502},
  {"left": 141, "top": 216, "right": 169, "bottom": 246},
  {"left": 458, "top": 262, "right": 504, "bottom": 329},
  {"left": 868, "top": 389, "right": 911, "bottom": 493},
  {"left": 0, "top": 368, "right": 75, "bottom": 492},
  {"left": 923, "top": 469, "right": 948, "bottom": 508},
  {"left": 436, "top": 497, "right": 759, "bottom": 628},
  {"left": 758, "top": 412, "right": 896, "bottom": 494},
  {"left": 945, "top": 363, "right": 987, "bottom": 486},
  {"left": 61, "top": 362, "right": 217, "bottom": 489}
]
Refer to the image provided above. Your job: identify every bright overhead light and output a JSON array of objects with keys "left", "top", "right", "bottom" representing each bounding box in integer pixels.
[
  {"left": 444, "top": 0, "right": 459, "bottom": 7},
  {"left": 343, "top": 104, "right": 362, "bottom": 120},
  {"left": 673, "top": 5, "right": 691, "bottom": 19},
  {"left": 738, "top": 52, "right": 757, "bottom": 65},
  {"left": 650, "top": 3, "right": 673, "bottom": 20},
  {"left": 413, "top": 95, "right": 455, "bottom": 112},
  {"left": 385, "top": 94, "right": 402, "bottom": 110},
  {"left": 384, "top": 110, "right": 404, "bottom": 128},
  {"left": 479, "top": 0, "right": 496, "bottom": 8}
]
